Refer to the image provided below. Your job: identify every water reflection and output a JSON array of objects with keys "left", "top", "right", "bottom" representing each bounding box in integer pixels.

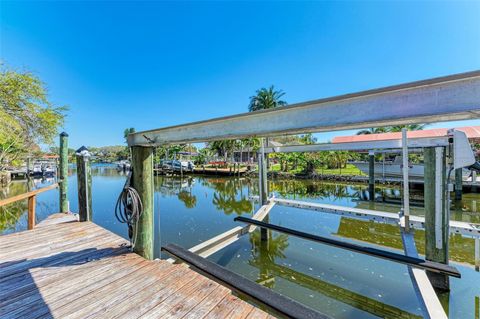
[
  {"left": 248, "top": 251, "right": 422, "bottom": 319},
  {"left": 270, "top": 178, "right": 480, "bottom": 223},
  {"left": 0, "top": 176, "right": 60, "bottom": 234},
  {"left": 335, "top": 218, "right": 477, "bottom": 266},
  {"left": 250, "top": 230, "right": 289, "bottom": 289},
  {"left": 155, "top": 176, "right": 255, "bottom": 215},
  {"left": 0, "top": 182, "right": 28, "bottom": 232}
]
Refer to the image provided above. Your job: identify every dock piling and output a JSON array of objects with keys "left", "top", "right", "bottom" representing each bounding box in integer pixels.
[
  {"left": 76, "top": 146, "right": 92, "bottom": 222},
  {"left": 368, "top": 151, "right": 375, "bottom": 201},
  {"left": 59, "top": 132, "right": 69, "bottom": 213},
  {"left": 424, "top": 147, "right": 449, "bottom": 291},
  {"left": 131, "top": 145, "right": 154, "bottom": 260}
]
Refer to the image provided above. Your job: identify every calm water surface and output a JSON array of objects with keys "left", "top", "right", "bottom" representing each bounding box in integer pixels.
[{"left": 1, "top": 164, "right": 479, "bottom": 319}]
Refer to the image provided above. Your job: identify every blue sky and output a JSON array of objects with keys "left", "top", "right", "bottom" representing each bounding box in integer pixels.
[{"left": 1, "top": 1, "right": 479, "bottom": 149}]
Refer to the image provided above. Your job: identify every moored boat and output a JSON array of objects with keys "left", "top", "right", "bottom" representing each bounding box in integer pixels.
[{"left": 352, "top": 156, "right": 472, "bottom": 181}]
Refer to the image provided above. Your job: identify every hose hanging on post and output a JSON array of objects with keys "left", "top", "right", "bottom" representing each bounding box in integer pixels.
[{"left": 115, "top": 171, "right": 143, "bottom": 250}]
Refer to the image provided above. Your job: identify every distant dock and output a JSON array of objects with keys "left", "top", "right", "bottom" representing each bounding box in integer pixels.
[{"left": 154, "top": 165, "right": 249, "bottom": 176}]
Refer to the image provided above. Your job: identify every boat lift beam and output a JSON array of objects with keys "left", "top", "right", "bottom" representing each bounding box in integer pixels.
[
  {"left": 234, "top": 216, "right": 461, "bottom": 277},
  {"left": 128, "top": 71, "right": 480, "bottom": 146},
  {"left": 263, "top": 137, "right": 450, "bottom": 154}
]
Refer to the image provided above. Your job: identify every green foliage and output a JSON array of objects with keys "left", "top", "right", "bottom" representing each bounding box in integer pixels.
[
  {"left": 208, "top": 140, "right": 236, "bottom": 162},
  {"left": 0, "top": 68, "right": 66, "bottom": 170},
  {"left": 123, "top": 127, "right": 135, "bottom": 143},
  {"left": 356, "top": 124, "right": 427, "bottom": 135},
  {"left": 248, "top": 85, "right": 287, "bottom": 112},
  {"left": 356, "top": 127, "right": 388, "bottom": 135},
  {"left": 88, "top": 145, "right": 129, "bottom": 162},
  {"left": 193, "top": 148, "right": 212, "bottom": 165},
  {"left": 388, "top": 124, "right": 427, "bottom": 132}
]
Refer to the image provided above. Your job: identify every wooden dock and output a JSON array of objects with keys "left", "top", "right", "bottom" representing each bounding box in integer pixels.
[
  {"left": 154, "top": 166, "right": 248, "bottom": 176},
  {"left": 0, "top": 214, "right": 272, "bottom": 319}
]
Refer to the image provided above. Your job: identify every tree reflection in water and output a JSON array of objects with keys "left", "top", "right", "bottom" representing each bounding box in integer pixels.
[
  {"left": 269, "top": 179, "right": 358, "bottom": 203},
  {"left": 205, "top": 178, "right": 254, "bottom": 215},
  {"left": 249, "top": 229, "right": 289, "bottom": 289}
]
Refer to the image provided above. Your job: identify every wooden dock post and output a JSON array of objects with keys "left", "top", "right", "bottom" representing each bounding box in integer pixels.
[
  {"left": 131, "top": 146, "right": 154, "bottom": 260},
  {"left": 27, "top": 195, "right": 36, "bottom": 230},
  {"left": 368, "top": 151, "right": 375, "bottom": 201},
  {"left": 454, "top": 168, "right": 463, "bottom": 200},
  {"left": 59, "top": 132, "right": 69, "bottom": 213},
  {"left": 424, "top": 147, "right": 449, "bottom": 291},
  {"left": 75, "top": 146, "right": 92, "bottom": 222}
]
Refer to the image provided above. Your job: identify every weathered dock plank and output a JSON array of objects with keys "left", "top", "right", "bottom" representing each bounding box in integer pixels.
[{"left": 0, "top": 214, "right": 272, "bottom": 319}]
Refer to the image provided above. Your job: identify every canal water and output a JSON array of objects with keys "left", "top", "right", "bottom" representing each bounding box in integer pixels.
[{"left": 1, "top": 164, "right": 479, "bottom": 318}]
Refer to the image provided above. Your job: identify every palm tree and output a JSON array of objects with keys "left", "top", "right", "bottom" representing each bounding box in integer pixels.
[
  {"left": 356, "top": 127, "right": 387, "bottom": 135},
  {"left": 248, "top": 86, "right": 287, "bottom": 112},
  {"left": 388, "top": 124, "right": 427, "bottom": 132},
  {"left": 248, "top": 86, "right": 287, "bottom": 169},
  {"left": 208, "top": 140, "right": 236, "bottom": 164}
]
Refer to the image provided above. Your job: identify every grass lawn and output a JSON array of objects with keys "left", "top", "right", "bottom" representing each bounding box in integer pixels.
[
  {"left": 269, "top": 163, "right": 364, "bottom": 176},
  {"left": 317, "top": 164, "right": 365, "bottom": 176}
]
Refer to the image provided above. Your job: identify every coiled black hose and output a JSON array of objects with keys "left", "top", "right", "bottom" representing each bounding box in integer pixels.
[{"left": 115, "top": 172, "right": 143, "bottom": 249}]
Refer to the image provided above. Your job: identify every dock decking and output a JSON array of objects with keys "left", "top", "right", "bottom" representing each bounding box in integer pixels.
[{"left": 0, "top": 214, "right": 272, "bottom": 319}]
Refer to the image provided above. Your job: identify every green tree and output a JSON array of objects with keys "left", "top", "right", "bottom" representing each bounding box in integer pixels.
[
  {"left": 123, "top": 127, "right": 135, "bottom": 143},
  {"left": 356, "top": 127, "right": 387, "bottom": 135},
  {"left": 208, "top": 140, "right": 236, "bottom": 164},
  {"left": 193, "top": 147, "right": 212, "bottom": 165},
  {"left": 0, "top": 68, "right": 66, "bottom": 170},
  {"left": 388, "top": 124, "right": 427, "bottom": 132},
  {"left": 242, "top": 138, "right": 260, "bottom": 163},
  {"left": 248, "top": 86, "right": 287, "bottom": 112},
  {"left": 248, "top": 86, "right": 287, "bottom": 168}
]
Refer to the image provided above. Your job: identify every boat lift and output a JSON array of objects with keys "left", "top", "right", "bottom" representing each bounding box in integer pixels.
[{"left": 126, "top": 70, "right": 480, "bottom": 318}]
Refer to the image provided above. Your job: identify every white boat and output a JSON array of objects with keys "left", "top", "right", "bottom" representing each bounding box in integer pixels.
[
  {"left": 43, "top": 165, "right": 56, "bottom": 176},
  {"left": 116, "top": 160, "right": 131, "bottom": 171},
  {"left": 31, "top": 164, "right": 43, "bottom": 176},
  {"left": 160, "top": 160, "right": 195, "bottom": 172},
  {"left": 352, "top": 156, "right": 471, "bottom": 180}
]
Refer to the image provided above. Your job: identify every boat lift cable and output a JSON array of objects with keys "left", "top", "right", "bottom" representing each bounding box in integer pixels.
[{"left": 115, "top": 171, "right": 143, "bottom": 250}]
